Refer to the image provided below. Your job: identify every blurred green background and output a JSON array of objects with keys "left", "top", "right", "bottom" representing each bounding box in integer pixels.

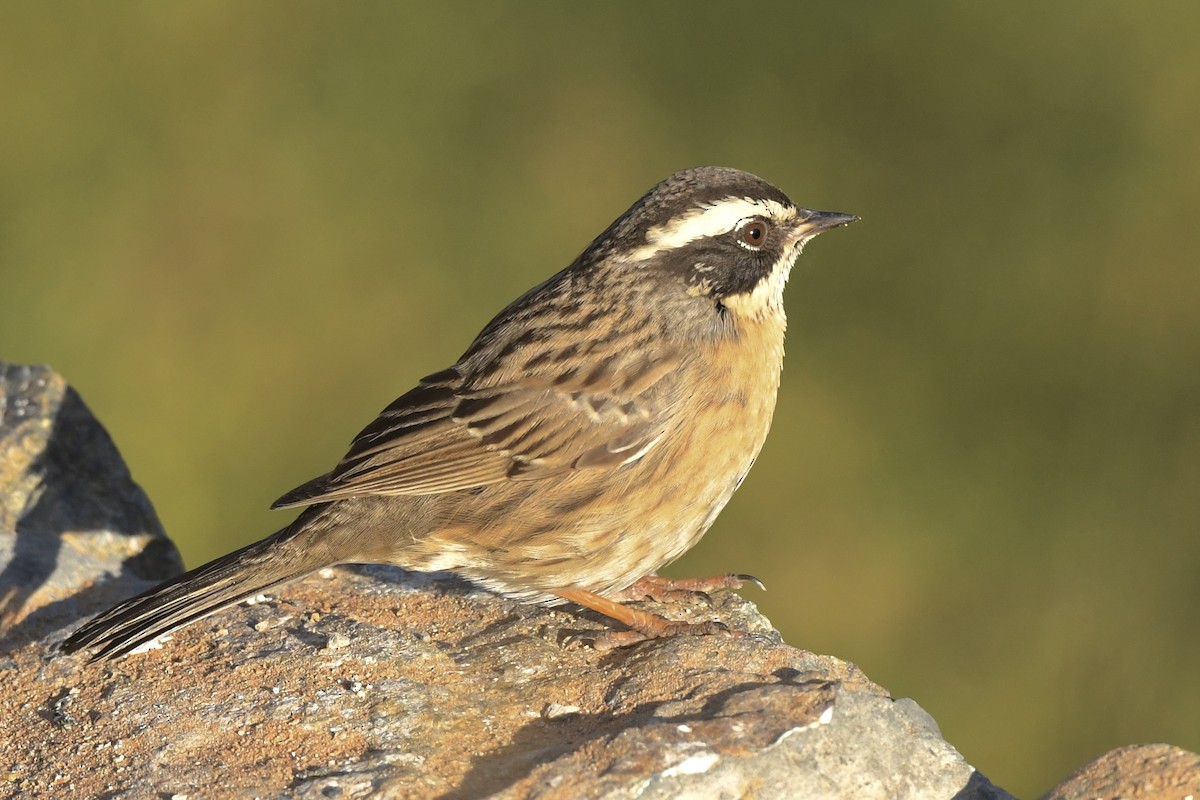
[{"left": 3, "top": 3, "right": 1198, "bottom": 795}]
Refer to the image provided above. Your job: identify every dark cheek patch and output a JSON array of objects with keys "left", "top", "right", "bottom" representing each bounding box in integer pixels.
[
  {"left": 715, "top": 252, "right": 772, "bottom": 297},
  {"left": 701, "top": 244, "right": 773, "bottom": 298},
  {"left": 659, "top": 240, "right": 777, "bottom": 300}
]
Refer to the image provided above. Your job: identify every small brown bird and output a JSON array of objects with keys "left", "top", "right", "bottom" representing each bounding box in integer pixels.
[{"left": 62, "top": 167, "right": 855, "bottom": 659}]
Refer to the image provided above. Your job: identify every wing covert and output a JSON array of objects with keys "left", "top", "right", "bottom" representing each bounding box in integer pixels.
[{"left": 271, "top": 348, "right": 681, "bottom": 508}]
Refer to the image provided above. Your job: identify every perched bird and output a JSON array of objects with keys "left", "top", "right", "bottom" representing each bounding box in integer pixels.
[{"left": 62, "top": 166, "right": 855, "bottom": 660}]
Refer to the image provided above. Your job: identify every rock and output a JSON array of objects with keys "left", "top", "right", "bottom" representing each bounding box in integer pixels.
[
  {"left": 5, "top": 568, "right": 1012, "bottom": 800},
  {"left": 0, "top": 363, "right": 183, "bottom": 649},
  {"left": 1041, "top": 743, "right": 1200, "bottom": 800},
  {"left": 0, "top": 363, "right": 1194, "bottom": 799}
]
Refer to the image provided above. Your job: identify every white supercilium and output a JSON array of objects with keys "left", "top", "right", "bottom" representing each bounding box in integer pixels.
[{"left": 629, "top": 197, "right": 796, "bottom": 262}]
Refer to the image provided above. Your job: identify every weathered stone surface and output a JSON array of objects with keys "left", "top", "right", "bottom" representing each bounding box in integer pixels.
[
  {"left": 6, "top": 567, "right": 1010, "bottom": 800},
  {"left": 1041, "top": 743, "right": 1200, "bottom": 800},
  {"left": 0, "top": 363, "right": 182, "bottom": 651}
]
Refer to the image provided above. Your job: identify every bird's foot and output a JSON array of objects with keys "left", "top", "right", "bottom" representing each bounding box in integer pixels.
[
  {"left": 555, "top": 585, "right": 743, "bottom": 651},
  {"left": 611, "top": 572, "right": 765, "bottom": 605}
]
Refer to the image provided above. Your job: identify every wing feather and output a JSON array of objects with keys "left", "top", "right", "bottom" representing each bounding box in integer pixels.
[{"left": 271, "top": 331, "right": 682, "bottom": 508}]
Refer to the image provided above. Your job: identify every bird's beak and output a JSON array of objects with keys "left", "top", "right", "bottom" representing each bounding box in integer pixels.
[{"left": 790, "top": 210, "right": 859, "bottom": 243}]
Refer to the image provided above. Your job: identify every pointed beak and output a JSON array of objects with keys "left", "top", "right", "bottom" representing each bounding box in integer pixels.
[{"left": 790, "top": 209, "right": 859, "bottom": 243}]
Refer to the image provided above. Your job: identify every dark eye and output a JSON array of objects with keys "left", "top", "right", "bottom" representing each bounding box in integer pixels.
[{"left": 738, "top": 219, "right": 769, "bottom": 249}]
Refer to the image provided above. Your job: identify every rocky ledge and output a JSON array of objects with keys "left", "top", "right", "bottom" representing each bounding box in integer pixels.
[{"left": 1, "top": 363, "right": 1196, "bottom": 799}]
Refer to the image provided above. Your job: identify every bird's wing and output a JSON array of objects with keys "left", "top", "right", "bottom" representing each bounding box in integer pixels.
[{"left": 271, "top": 347, "right": 682, "bottom": 509}]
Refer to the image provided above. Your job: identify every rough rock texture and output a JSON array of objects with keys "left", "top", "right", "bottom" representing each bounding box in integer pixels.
[
  {"left": 1040, "top": 743, "right": 1200, "bottom": 800},
  {"left": 1, "top": 363, "right": 1195, "bottom": 799},
  {"left": 0, "top": 363, "right": 182, "bottom": 652},
  {"left": 10, "top": 567, "right": 1013, "bottom": 800}
]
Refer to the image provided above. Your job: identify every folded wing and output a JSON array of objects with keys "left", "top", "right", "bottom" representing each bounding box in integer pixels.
[{"left": 272, "top": 348, "right": 681, "bottom": 509}]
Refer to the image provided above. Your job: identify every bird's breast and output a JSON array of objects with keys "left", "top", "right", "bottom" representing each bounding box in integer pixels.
[{"left": 622, "top": 314, "right": 787, "bottom": 561}]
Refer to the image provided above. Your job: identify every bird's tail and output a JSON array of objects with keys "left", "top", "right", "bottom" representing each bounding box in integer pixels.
[{"left": 61, "top": 522, "right": 320, "bottom": 661}]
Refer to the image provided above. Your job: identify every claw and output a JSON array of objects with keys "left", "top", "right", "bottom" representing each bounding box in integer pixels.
[{"left": 734, "top": 573, "right": 767, "bottom": 592}]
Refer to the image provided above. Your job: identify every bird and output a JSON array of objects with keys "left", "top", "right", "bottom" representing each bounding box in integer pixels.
[{"left": 61, "top": 166, "right": 856, "bottom": 660}]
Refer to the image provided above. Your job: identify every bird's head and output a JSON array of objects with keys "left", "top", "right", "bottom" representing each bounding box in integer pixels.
[{"left": 584, "top": 166, "right": 857, "bottom": 321}]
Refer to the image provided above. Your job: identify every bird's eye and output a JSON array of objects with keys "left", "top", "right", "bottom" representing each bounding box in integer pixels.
[{"left": 737, "top": 219, "right": 769, "bottom": 249}]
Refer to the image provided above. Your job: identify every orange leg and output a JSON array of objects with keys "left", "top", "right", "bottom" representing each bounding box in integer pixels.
[{"left": 555, "top": 586, "right": 736, "bottom": 650}]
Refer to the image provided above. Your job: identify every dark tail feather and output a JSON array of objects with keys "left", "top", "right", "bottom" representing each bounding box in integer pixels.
[{"left": 61, "top": 525, "right": 314, "bottom": 661}]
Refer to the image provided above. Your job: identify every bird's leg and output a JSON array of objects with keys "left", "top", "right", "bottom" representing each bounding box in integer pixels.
[
  {"left": 555, "top": 586, "right": 735, "bottom": 651},
  {"left": 611, "top": 572, "right": 766, "bottom": 604}
]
